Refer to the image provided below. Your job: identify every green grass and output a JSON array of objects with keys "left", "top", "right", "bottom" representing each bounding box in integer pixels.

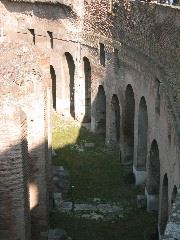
[{"left": 51, "top": 114, "right": 158, "bottom": 240}]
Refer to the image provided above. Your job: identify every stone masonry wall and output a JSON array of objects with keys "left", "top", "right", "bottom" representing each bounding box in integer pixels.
[
  {"left": 0, "top": 0, "right": 179, "bottom": 239},
  {"left": 0, "top": 103, "right": 31, "bottom": 240},
  {"left": 0, "top": 40, "right": 51, "bottom": 240}
]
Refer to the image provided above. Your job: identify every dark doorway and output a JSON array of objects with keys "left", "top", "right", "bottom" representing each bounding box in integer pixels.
[
  {"left": 50, "top": 65, "right": 56, "bottom": 110},
  {"left": 159, "top": 174, "right": 168, "bottom": 235},
  {"left": 137, "top": 97, "right": 148, "bottom": 170},
  {"left": 96, "top": 85, "right": 106, "bottom": 136},
  {"left": 146, "top": 140, "right": 160, "bottom": 195},
  {"left": 122, "top": 84, "right": 135, "bottom": 163},
  {"left": 83, "top": 57, "right": 91, "bottom": 123},
  {"left": 65, "top": 52, "right": 75, "bottom": 119},
  {"left": 110, "top": 94, "right": 120, "bottom": 145}
]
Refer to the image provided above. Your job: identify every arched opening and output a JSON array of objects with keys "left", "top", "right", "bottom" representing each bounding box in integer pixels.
[
  {"left": 83, "top": 57, "right": 91, "bottom": 123},
  {"left": 65, "top": 52, "right": 75, "bottom": 119},
  {"left": 50, "top": 65, "right": 56, "bottom": 110},
  {"left": 155, "top": 78, "right": 160, "bottom": 115},
  {"left": 146, "top": 140, "right": 160, "bottom": 195},
  {"left": 137, "top": 97, "right": 148, "bottom": 170},
  {"left": 171, "top": 185, "right": 177, "bottom": 206},
  {"left": 110, "top": 94, "right": 120, "bottom": 146},
  {"left": 28, "top": 29, "right": 35, "bottom": 45},
  {"left": 159, "top": 174, "right": 168, "bottom": 235},
  {"left": 122, "top": 84, "right": 135, "bottom": 163},
  {"left": 146, "top": 140, "right": 160, "bottom": 211},
  {"left": 96, "top": 85, "right": 106, "bottom": 136},
  {"left": 47, "top": 31, "right": 53, "bottom": 49},
  {"left": 99, "top": 43, "right": 105, "bottom": 66}
]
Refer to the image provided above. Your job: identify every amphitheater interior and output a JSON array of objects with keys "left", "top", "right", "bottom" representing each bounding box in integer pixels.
[{"left": 0, "top": 0, "right": 179, "bottom": 239}]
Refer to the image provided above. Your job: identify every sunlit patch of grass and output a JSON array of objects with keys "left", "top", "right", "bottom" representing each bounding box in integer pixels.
[{"left": 52, "top": 114, "right": 80, "bottom": 148}]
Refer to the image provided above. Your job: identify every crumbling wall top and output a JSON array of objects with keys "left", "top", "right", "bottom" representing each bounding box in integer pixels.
[{"left": 7, "top": 0, "right": 85, "bottom": 14}]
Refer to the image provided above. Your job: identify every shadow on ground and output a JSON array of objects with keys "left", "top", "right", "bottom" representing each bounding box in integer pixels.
[{"left": 49, "top": 114, "right": 158, "bottom": 240}]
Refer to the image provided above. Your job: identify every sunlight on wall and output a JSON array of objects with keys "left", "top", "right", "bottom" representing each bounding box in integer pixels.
[{"left": 29, "top": 182, "right": 39, "bottom": 210}]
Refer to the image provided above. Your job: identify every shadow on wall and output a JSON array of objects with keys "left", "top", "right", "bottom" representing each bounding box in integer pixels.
[
  {"left": 1, "top": 0, "right": 76, "bottom": 20},
  {"left": 0, "top": 140, "right": 51, "bottom": 240}
]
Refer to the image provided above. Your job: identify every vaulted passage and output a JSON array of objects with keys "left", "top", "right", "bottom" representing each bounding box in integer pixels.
[
  {"left": 110, "top": 94, "right": 120, "bottom": 146},
  {"left": 50, "top": 65, "right": 56, "bottom": 110},
  {"left": 137, "top": 97, "right": 148, "bottom": 170},
  {"left": 122, "top": 85, "right": 135, "bottom": 163},
  {"left": 159, "top": 174, "right": 168, "bottom": 236},
  {"left": 95, "top": 85, "right": 106, "bottom": 136},
  {"left": 83, "top": 57, "right": 91, "bottom": 123},
  {"left": 64, "top": 52, "right": 75, "bottom": 118}
]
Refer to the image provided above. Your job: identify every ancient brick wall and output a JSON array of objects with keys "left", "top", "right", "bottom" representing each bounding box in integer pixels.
[
  {"left": 0, "top": 40, "right": 51, "bottom": 240},
  {"left": 0, "top": 0, "right": 179, "bottom": 239},
  {"left": 83, "top": 0, "right": 180, "bottom": 140},
  {"left": 0, "top": 103, "right": 31, "bottom": 240}
]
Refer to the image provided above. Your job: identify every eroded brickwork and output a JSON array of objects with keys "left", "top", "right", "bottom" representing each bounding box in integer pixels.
[
  {"left": 0, "top": 0, "right": 179, "bottom": 239},
  {"left": 0, "top": 41, "right": 51, "bottom": 240}
]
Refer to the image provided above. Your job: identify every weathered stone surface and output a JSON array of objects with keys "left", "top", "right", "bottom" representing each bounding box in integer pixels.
[
  {"left": 0, "top": 0, "right": 179, "bottom": 239},
  {"left": 48, "top": 228, "right": 68, "bottom": 240},
  {"left": 162, "top": 189, "right": 180, "bottom": 239}
]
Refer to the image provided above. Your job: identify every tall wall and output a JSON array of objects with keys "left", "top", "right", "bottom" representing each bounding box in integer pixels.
[
  {"left": 0, "top": 39, "right": 51, "bottom": 240},
  {"left": 0, "top": 102, "right": 31, "bottom": 240},
  {"left": 0, "top": 0, "right": 179, "bottom": 239}
]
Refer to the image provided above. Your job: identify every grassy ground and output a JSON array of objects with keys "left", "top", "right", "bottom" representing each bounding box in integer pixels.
[{"left": 50, "top": 114, "right": 158, "bottom": 240}]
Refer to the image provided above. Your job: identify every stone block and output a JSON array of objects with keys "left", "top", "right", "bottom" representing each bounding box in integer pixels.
[
  {"left": 145, "top": 188, "right": 159, "bottom": 211},
  {"left": 133, "top": 165, "right": 146, "bottom": 185}
]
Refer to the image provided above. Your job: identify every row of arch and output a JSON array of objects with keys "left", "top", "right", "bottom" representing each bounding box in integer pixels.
[
  {"left": 50, "top": 52, "right": 160, "bottom": 173},
  {"left": 95, "top": 84, "right": 178, "bottom": 237},
  {"left": 96, "top": 84, "right": 146, "bottom": 166},
  {"left": 50, "top": 52, "right": 91, "bottom": 122},
  {"left": 50, "top": 52, "right": 177, "bottom": 237}
]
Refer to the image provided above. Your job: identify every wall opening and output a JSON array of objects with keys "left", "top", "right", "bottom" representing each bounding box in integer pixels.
[
  {"left": 171, "top": 185, "right": 177, "bottom": 205},
  {"left": 50, "top": 65, "right": 56, "bottom": 110},
  {"left": 47, "top": 31, "right": 53, "bottom": 48},
  {"left": 28, "top": 29, "right": 35, "bottom": 45},
  {"left": 96, "top": 85, "right": 106, "bottom": 136},
  {"left": 100, "top": 43, "right": 105, "bottom": 66},
  {"left": 146, "top": 140, "right": 160, "bottom": 195},
  {"left": 137, "top": 97, "right": 148, "bottom": 170},
  {"left": 110, "top": 94, "right": 120, "bottom": 145},
  {"left": 65, "top": 52, "right": 75, "bottom": 119},
  {"left": 83, "top": 57, "right": 91, "bottom": 123},
  {"left": 122, "top": 84, "right": 135, "bottom": 163},
  {"left": 113, "top": 48, "right": 119, "bottom": 74},
  {"left": 159, "top": 174, "right": 168, "bottom": 235},
  {"left": 155, "top": 78, "right": 160, "bottom": 115}
]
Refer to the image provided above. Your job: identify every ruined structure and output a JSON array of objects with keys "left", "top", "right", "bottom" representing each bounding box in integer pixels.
[{"left": 0, "top": 0, "right": 179, "bottom": 239}]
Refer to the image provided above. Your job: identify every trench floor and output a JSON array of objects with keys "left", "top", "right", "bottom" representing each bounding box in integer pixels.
[{"left": 50, "top": 113, "right": 158, "bottom": 240}]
